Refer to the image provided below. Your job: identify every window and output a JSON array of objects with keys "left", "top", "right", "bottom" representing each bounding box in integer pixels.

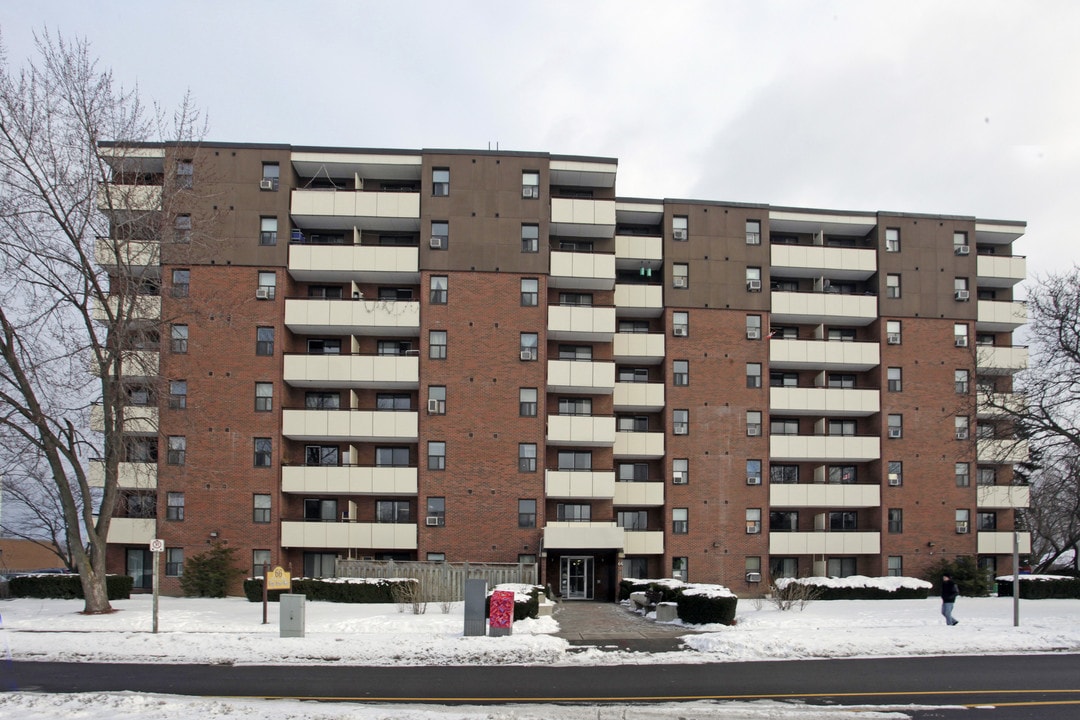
[
  {"left": 770, "top": 464, "right": 798, "bottom": 484},
  {"left": 886, "top": 320, "right": 901, "bottom": 345},
  {"left": 672, "top": 557, "right": 688, "bottom": 582},
  {"left": 746, "top": 509, "right": 761, "bottom": 534},
  {"left": 429, "top": 276, "right": 448, "bottom": 305},
  {"left": 166, "top": 492, "right": 185, "bottom": 520},
  {"left": 261, "top": 162, "right": 280, "bottom": 190},
  {"left": 165, "top": 548, "right": 184, "bottom": 577},
  {"left": 171, "top": 324, "right": 189, "bottom": 353},
  {"left": 746, "top": 219, "right": 761, "bottom": 245},
  {"left": 256, "top": 327, "right": 274, "bottom": 356},
  {"left": 519, "top": 388, "right": 537, "bottom": 417},
  {"left": 429, "top": 330, "right": 447, "bottom": 360},
  {"left": 307, "top": 391, "right": 341, "bottom": 410},
  {"left": 888, "top": 461, "right": 903, "bottom": 486},
  {"left": 619, "top": 367, "right": 649, "bottom": 383},
  {"left": 978, "top": 556, "right": 997, "bottom": 576},
  {"left": 558, "top": 451, "right": 592, "bottom": 471},
  {"left": 260, "top": 217, "right": 278, "bottom": 245},
  {"left": 618, "top": 415, "right": 649, "bottom": 432},
  {"left": 746, "top": 267, "right": 762, "bottom": 291},
  {"left": 955, "top": 416, "right": 970, "bottom": 440},
  {"left": 522, "top": 171, "right": 540, "bottom": 198},
  {"left": 978, "top": 467, "right": 997, "bottom": 486},
  {"left": 176, "top": 159, "right": 193, "bottom": 189},
  {"left": 673, "top": 409, "right": 689, "bottom": 435},
  {"left": 518, "top": 499, "right": 537, "bottom": 528},
  {"left": 618, "top": 511, "right": 649, "bottom": 530},
  {"left": 124, "top": 437, "right": 158, "bottom": 463},
  {"left": 770, "top": 511, "right": 798, "bottom": 532},
  {"left": 746, "top": 411, "right": 762, "bottom": 437},
  {"left": 885, "top": 367, "right": 902, "bottom": 392},
  {"left": 558, "top": 345, "right": 592, "bottom": 361},
  {"left": 747, "top": 459, "right": 763, "bottom": 484},
  {"left": 168, "top": 380, "right": 187, "bottom": 410},
  {"left": 673, "top": 311, "right": 689, "bottom": 336},
  {"left": 377, "top": 393, "right": 410, "bottom": 411},
  {"left": 887, "top": 414, "right": 902, "bottom": 439},
  {"left": 170, "top": 269, "right": 190, "bottom": 298},
  {"left": 256, "top": 271, "right": 276, "bottom": 300},
  {"left": 427, "top": 553, "right": 446, "bottom": 562},
  {"left": 746, "top": 557, "right": 762, "bottom": 580},
  {"left": 253, "top": 494, "right": 271, "bottom": 524},
  {"left": 559, "top": 292, "right": 593, "bottom": 307},
  {"left": 673, "top": 360, "right": 689, "bottom": 386},
  {"left": 672, "top": 508, "right": 688, "bottom": 534},
  {"left": 308, "top": 338, "right": 342, "bottom": 355},
  {"left": 978, "top": 511, "right": 997, "bottom": 531},
  {"left": 829, "top": 328, "right": 856, "bottom": 342},
  {"left": 125, "top": 493, "right": 155, "bottom": 520},
  {"left": 521, "top": 278, "right": 539, "bottom": 306},
  {"left": 829, "top": 465, "right": 856, "bottom": 484},
  {"left": 426, "top": 385, "right": 446, "bottom": 415},
  {"left": 953, "top": 231, "right": 968, "bottom": 250},
  {"left": 956, "top": 509, "right": 970, "bottom": 534},
  {"left": 827, "top": 558, "right": 856, "bottom": 578},
  {"left": 746, "top": 314, "right": 761, "bottom": 339},
  {"left": 672, "top": 458, "right": 688, "bottom": 485},
  {"left": 173, "top": 214, "right": 192, "bottom": 243},
  {"left": 954, "top": 323, "right": 969, "bottom": 347},
  {"left": 253, "top": 550, "right": 272, "bottom": 578},
  {"left": 428, "top": 441, "right": 446, "bottom": 471},
  {"left": 521, "top": 224, "right": 539, "bottom": 253},
  {"left": 430, "top": 221, "right": 448, "bottom": 249},
  {"left": 955, "top": 369, "right": 970, "bottom": 394},
  {"left": 255, "top": 382, "right": 273, "bottom": 412},
  {"left": 746, "top": 363, "right": 762, "bottom": 388},
  {"left": 519, "top": 333, "right": 538, "bottom": 361},
  {"left": 254, "top": 438, "right": 272, "bottom": 467},
  {"left": 770, "top": 372, "right": 796, "bottom": 387},
  {"left": 671, "top": 215, "right": 689, "bottom": 241},
  {"left": 771, "top": 557, "right": 797, "bottom": 579},
  {"left": 619, "top": 320, "right": 649, "bottom": 333},
  {"left": 427, "top": 497, "right": 446, "bottom": 526},
  {"left": 557, "top": 503, "right": 591, "bottom": 522},
  {"left": 888, "top": 508, "right": 903, "bottom": 533},
  {"left": 829, "top": 511, "right": 857, "bottom": 531},
  {"left": 375, "top": 447, "right": 410, "bottom": 467},
  {"left": 167, "top": 436, "right": 186, "bottom": 466},
  {"left": 672, "top": 263, "right": 688, "bottom": 288},
  {"left": 376, "top": 500, "right": 410, "bottom": 524},
  {"left": 774, "top": 418, "right": 801, "bottom": 435},
  {"left": 955, "top": 462, "right": 970, "bottom": 487},
  {"left": 885, "top": 228, "right": 900, "bottom": 252},
  {"left": 828, "top": 373, "right": 855, "bottom": 389},
  {"left": 886, "top": 274, "right": 901, "bottom": 298},
  {"left": 305, "top": 445, "right": 339, "bottom": 467},
  {"left": 887, "top": 556, "right": 903, "bottom": 577},
  {"left": 432, "top": 168, "right": 449, "bottom": 196},
  {"left": 518, "top": 443, "right": 537, "bottom": 472}
]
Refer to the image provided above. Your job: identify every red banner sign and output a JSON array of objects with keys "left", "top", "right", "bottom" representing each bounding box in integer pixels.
[{"left": 489, "top": 590, "right": 514, "bottom": 630}]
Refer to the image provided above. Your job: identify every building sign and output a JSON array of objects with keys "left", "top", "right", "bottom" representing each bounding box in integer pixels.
[{"left": 266, "top": 566, "right": 291, "bottom": 591}]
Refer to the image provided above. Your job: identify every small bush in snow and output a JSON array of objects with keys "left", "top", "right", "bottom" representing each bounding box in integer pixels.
[{"left": 769, "top": 581, "right": 821, "bottom": 611}]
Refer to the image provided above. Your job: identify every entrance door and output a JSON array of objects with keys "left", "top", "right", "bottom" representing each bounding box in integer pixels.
[
  {"left": 560, "top": 556, "right": 594, "bottom": 600},
  {"left": 126, "top": 548, "right": 153, "bottom": 589}
]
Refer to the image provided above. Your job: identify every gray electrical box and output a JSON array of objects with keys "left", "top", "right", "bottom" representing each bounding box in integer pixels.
[
  {"left": 280, "top": 593, "right": 306, "bottom": 638},
  {"left": 463, "top": 579, "right": 488, "bottom": 637}
]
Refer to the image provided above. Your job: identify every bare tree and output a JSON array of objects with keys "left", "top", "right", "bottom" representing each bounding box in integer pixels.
[
  {"left": 0, "top": 31, "right": 203, "bottom": 612},
  {"left": 1022, "top": 449, "right": 1080, "bottom": 572},
  {"left": 0, "top": 451, "right": 82, "bottom": 571}
]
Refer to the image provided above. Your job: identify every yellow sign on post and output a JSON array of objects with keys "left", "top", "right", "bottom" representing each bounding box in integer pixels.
[{"left": 266, "top": 566, "right": 291, "bottom": 591}]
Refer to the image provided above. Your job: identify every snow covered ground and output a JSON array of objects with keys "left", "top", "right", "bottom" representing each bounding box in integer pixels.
[{"left": 0, "top": 593, "right": 1077, "bottom": 719}]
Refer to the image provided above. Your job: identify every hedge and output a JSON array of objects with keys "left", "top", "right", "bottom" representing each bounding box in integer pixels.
[
  {"left": 9, "top": 574, "right": 133, "bottom": 600},
  {"left": 618, "top": 579, "right": 681, "bottom": 603},
  {"left": 243, "top": 577, "right": 417, "bottom": 603},
  {"left": 675, "top": 593, "right": 738, "bottom": 625},
  {"left": 808, "top": 585, "right": 930, "bottom": 601},
  {"left": 996, "top": 577, "right": 1080, "bottom": 599}
]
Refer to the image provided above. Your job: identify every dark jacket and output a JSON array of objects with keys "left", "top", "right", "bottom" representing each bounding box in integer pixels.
[{"left": 941, "top": 579, "right": 959, "bottom": 603}]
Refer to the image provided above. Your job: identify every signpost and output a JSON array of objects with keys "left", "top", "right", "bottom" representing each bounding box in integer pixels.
[
  {"left": 149, "top": 538, "right": 165, "bottom": 634},
  {"left": 263, "top": 565, "right": 291, "bottom": 625}
]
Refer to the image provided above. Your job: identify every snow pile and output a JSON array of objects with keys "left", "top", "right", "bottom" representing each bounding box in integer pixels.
[
  {"left": 774, "top": 575, "right": 931, "bottom": 591},
  {"left": 622, "top": 577, "right": 736, "bottom": 598},
  {"left": 996, "top": 574, "right": 1075, "bottom": 582},
  {"left": 488, "top": 583, "right": 545, "bottom": 603}
]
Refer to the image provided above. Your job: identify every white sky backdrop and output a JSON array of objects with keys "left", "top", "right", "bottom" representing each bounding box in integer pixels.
[{"left": 2, "top": 0, "right": 1078, "bottom": 282}]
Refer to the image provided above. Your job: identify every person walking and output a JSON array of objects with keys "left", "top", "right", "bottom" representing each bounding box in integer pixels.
[{"left": 941, "top": 574, "right": 959, "bottom": 626}]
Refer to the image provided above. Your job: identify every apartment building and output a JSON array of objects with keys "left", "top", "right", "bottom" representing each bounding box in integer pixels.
[{"left": 94, "top": 142, "right": 1031, "bottom": 599}]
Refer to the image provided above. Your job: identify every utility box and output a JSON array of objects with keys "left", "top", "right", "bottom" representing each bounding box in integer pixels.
[
  {"left": 280, "top": 593, "right": 306, "bottom": 638},
  {"left": 463, "top": 579, "right": 487, "bottom": 637}
]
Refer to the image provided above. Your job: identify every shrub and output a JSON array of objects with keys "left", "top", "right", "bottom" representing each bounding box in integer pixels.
[
  {"left": 769, "top": 581, "right": 821, "bottom": 611},
  {"left": 676, "top": 592, "right": 738, "bottom": 625},
  {"left": 9, "top": 574, "right": 132, "bottom": 600},
  {"left": 923, "top": 556, "right": 993, "bottom": 597},
  {"left": 242, "top": 577, "right": 416, "bottom": 603},
  {"left": 618, "top": 579, "right": 681, "bottom": 604},
  {"left": 996, "top": 576, "right": 1080, "bottom": 599},
  {"left": 179, "top": 542, "right": 246, "bottom": 598}
]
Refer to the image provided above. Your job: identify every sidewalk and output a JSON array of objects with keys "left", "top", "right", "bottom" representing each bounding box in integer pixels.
[{"left": 552, "top": 601, "right": 700, "bottom": 653}]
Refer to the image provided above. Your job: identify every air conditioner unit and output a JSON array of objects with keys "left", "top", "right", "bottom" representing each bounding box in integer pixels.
[
  {"left": 746, "top": 328, "right": 762, "bottom": 340},
  {"left": 747, "top": 426, "right": 761, "bottom": 437},
  {"left": 886, "top": 333, "right": 901, "bottom": 345},
  {"left": 956, "top": 430, "right": 969, "bottom": 440},
  {"left": 955, "top": 336, "right": 969, "bottom": 347},
  {"left": 259, "top": 179, "right": 275, "bottom": 190},
  {"left": 673, "top": 277, "right": 688, "bottom": 288},
  {"left": 341, "top": 511, "right": 350, "bottom": 521},
  {"left": 955, "top": 245, "right": 971, "bottom": 256},
  {"left": 888, "top": 474, "right": 901, "bottom": 486},
  {"left": 745, "top": 572, "right": 762, "bottom": 583},
  {"left": 673, "top": 326, "right": 688, "bottom": 337},
  {"left": 427, "top": 399, "right": 444, "bottom": 414},
  {"left": 746, "top": 279, "right": 762, "bottom": 291},
  {"left": 520, "top": 350, "right": 535, "bottom": 361},
  {"left": 672, "top": 228, "right": 687, "bottom": 241},
  {"left": 673, "top": 471, "right": 687, "bottom": 484},
  {"left": 888, "top": 427, "right": 902, "bottom": 438},
  {"left": 425, "top": 516, "right": 443, "bottom": 527},
  {"left": 746, "top": 524, "right": 760, "bottom": 534},
  {"left": 429, "top": 236, "right": 445, "bottom": 249},
  {"left": 522, "top": 186, "right": 538, "bottom": 198},
  {"left": 255, "top": 287, "right": 271, "bottom": 300},
  {"left": 746, "top": 475, "right": 762, "bottom": 486},
  {"left": 956, "top": 521, "right": 969, "bottom": 534},
  {"left": 954, "top": 289, "right": 970, "bottom": 301}
]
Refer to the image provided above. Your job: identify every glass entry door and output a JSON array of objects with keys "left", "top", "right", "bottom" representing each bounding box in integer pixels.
[
  {"left": 126, "top": 548, "right": 153, "bottom": 589},
  {"left": 560, "top": 556, "right": 594, "bottom": 600}
]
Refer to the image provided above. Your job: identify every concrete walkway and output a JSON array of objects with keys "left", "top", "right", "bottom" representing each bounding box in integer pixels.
[{"left": 551, "top": 601, "right": 701, "bottom": 653}]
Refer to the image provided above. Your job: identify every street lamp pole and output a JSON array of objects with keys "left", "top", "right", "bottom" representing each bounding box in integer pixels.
[{"left": 1013, "top": 530, "right": 1020, "bottom": 627}]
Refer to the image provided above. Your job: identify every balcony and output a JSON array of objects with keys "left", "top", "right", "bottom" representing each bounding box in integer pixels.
[
  {"left": 769, "top": 339, "right": 879, "bottom": 372},
  {"left": 97, "top": 184, "right": 163, "bottom": 213},
  {"left": 95, "top": 237, "right": 161, "bottom": 270},
  {"left": 547, "top": 305, "right": 617, "bottom": 342},
  {"left": 550, "top": 198, "right": 616, "bottom": 239},
  {"left": 107, "top": 517, "right": 155, "bottom": 544},
  {"left": 283, "top": 354, "right": 419, "bottom": 390},
  {"left": 546, "top": 360, "right": 616, "bottom": 394},
  {"left": 288, "top": 244, "right": 419, "bottom": 285},
  {"left": 770, "top": 245, "right": 876, "bottom": 281},
  {"left": 613, "top": 382, "right": 665, "bottom": 412},
  {"left": 976, "top": 300, "right": 1027, "bottom": 333},
  {"left": 280, "top": 521, "right": 417, "bottom": 550},
  {"left": 284, "top": 298, "right": 420, "bottom": 336},
  {"left": 90, "top": 405, "right": 157, "bottom": 435},
  {"left": 543, "top": 521, "right": 624, "bottom": 550},
  {"left": 614, "top": 284, "right": 663, "bottom": 318},
  {"left": 769, "top": 531, "right": 881, "bottom": 555},
  {"left": 977, "top": 531, "right": 1031, "bottom": 555},
  {"left": 544, "top": 470, "right": 616, "bottom": 500},
  {"left": 546, "top": 415, "right": 616, "bottom": 447},
  {"left": 614, "top": 235, "right": 663, "bottom": 278},
  {"left": 770, "top": 484, "right": 880, "bottom": 509},
  {"left": 612, "top": 332, "right": 665, "bottom": 364},
  {"left": 613, "top": 481, "right": 664, "bottom": 507},
  {"left": 290, "top": 190, "right": 420, "bottom": 232},
  {"left": 548, "top": 251, "right": 616, "bottom": 290},
  {"left": 976, "top": 346, "right": 1028, "bottom": 375},
  {"left": 282, "top": 410, "right": 418, "bottom": 443},
  {"left": 769, "top": 388, "right": 880, "bottom": 417},
  {"left": 92, "top": 295, "right": 161, "bottom": 323},
  {"left": 768, "top": 210, "right": 877, "bottom": 239},
  {"left": 550, "top": 158, "right": 617, "bottom": 188},
  {"left": 770, "top": 435, "right": 880, "bottom": 462},
  {"left": 977, "top": 438, "right": 1029, "bottom": 464},
  {"left": 770, "top": 291, "right": 878, "bottom": 326},
  {"left": 613, "top": 431, "right": 665, "bottom": 459},
  {"left": 282, "top": 466, "right": 417, "bottom": 496},
  {"left": 88, "top": 461, "right": 157, "bottom": 490},
  {"left": 977, "top": 392, "right": 1023, "bottom": 419},
  {"left": 623, "top": 530, "right": 664, "bottom": 555},
  {"left": 977, "top": 255, "right": 1026, "bottom": 288},
  {"left": 91, "top": 350, "right": 159, "bottom": 379},
  {"left": 977, "top": 485, "right": 1030, "bottom": 510}
]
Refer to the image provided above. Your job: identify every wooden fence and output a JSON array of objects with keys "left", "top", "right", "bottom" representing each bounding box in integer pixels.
[{"left": 335, "top": 559, "right": 539, "bottom": 601}]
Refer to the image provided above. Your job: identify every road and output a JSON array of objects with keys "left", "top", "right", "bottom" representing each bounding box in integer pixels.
[{"left": 4, "top": 654, "right": 1080, "bottom": 719}]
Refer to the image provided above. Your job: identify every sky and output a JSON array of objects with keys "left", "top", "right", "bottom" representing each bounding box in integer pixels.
[
  {"left": 1, "top": 591, "right": 1078, "bottom": 718},
  {"left": 1, "top": 1, "right": 1077, "bottom": 285}
]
